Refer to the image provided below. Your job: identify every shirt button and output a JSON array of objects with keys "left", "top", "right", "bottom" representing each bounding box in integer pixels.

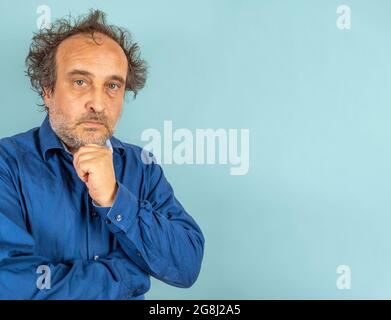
[
  {"left": 93, "top": 255, "right": 100, "bottom": 261},
  {"left": 91, "top": 211, "right": 97, "bottom": 218},
  {"left": 115, "top": 214, "right": 123, "bottom": 222},
  {"left": 136, "top": 251, "right": 141, "bottom": 257},
  {"left": 105, "top": 218, "right": 111, "bottom": 224}
]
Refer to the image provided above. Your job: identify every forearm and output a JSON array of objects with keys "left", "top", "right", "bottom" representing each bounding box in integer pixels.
[{"left": 93, "top": 181, "right": 205, "bottom": 288}]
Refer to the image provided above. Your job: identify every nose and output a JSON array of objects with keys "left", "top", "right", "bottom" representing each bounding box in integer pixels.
[{"left": 86, "top": 87, "right": 106, "bottom": 113}]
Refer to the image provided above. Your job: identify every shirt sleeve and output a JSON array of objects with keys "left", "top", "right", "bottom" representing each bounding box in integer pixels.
[
  {"left": 0, "top": 170, "right": 148, "bottom": 299},
  {"left": 92, "top": 160, "right": 205, "bottom": 288}
]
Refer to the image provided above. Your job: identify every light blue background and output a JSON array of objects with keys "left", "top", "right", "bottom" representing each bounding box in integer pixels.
[{"left": 1, "top": 0, "right": 391, "bottom": 299}]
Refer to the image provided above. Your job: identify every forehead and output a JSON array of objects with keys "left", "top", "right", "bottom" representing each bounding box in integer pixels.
[{"left": 56, "top": 32, "right": 128, "bottom": 76}]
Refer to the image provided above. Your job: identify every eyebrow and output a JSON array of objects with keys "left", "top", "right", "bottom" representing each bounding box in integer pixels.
[{"left": 66, "top": 69, "right": 126, "bottom": 85}]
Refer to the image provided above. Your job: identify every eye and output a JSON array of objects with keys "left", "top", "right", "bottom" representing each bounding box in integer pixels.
[
  {"left": 74, "top": 80, "right": 85, "bottom": 86},
  {"left": 108, "top": 83, "right": 121, "bottom": 90}
]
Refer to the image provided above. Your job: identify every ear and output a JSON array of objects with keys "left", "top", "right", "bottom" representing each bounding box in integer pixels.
[{"left": 42, "top": 87, "right": 54, "bottom": 109}]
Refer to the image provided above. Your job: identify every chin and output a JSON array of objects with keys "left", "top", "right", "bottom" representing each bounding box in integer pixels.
[{"left": 78, "top": 133, "right": 106, "bottom": 145}]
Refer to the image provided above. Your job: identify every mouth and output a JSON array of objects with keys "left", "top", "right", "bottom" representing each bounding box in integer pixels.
[{"left": 81, "top": 121, "right": 104, "bottom": 127}]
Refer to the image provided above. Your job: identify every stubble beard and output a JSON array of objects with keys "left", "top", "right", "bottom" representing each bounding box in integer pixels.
[{"left": 48, "top": 107, "right": 114, "bottom": 150}]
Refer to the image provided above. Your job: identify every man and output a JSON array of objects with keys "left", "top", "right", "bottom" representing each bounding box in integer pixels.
[{"left": 0, "top": 9, "right": 204, "bottom": 299}]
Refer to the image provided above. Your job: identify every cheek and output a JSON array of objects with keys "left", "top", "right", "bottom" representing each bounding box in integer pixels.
[
  {"left": 53, "top": 91, "right": 86, "bottom": 115},
  {"left": 108, "top": 105, "right": 123, "bottom": 126},
  {"left": 54, "top": 80, "right": 86, "bottom": 104},
  {"left": 110, "top": 96, "right": 124, "bottom": 112},
  {"left": 50, "top": 95, "right": 79, "bottom": 123}
]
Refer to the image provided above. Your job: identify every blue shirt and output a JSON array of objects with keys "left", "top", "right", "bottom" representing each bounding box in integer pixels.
[{"left": 0, "top": 116, "right": 205, "bottom": 299}]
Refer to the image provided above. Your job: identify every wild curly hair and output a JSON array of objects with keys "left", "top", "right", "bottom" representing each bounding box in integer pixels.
[{"left": 25, "top": 9, "right": 148, "bottom": 112}]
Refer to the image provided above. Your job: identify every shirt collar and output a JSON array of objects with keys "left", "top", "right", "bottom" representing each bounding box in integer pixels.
[{"left": 39, "top": 115, "right": 126, "bottom": 161}]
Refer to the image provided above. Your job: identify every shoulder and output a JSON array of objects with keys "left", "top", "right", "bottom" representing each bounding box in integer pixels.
[
  {"left": 123, "top": 142, "right": 156, "bottom": 165},
  {"left": 0, "top": 126, "right": 40, "bottom": 167},
  {"left": 0, "top": 126, "right": 39, "bottom": 153},
  {"left": 0, "top": 126, "right": 39, "bottom": 185},
  {"left": 113, "top": 138, "right": 166, "bottom": 186},
  {"left": 120, "top": 141, "right": 173, "bottom": 199},
  {"left": 111, "top": 136, "right": 158, "bottom": 169}
]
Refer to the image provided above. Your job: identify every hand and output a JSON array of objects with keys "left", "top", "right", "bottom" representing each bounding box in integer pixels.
[{"left": 73, "top": 144, "right": 118, "bottom": 207}]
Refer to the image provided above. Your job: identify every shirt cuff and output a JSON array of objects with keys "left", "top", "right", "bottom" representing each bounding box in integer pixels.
[{"left": 92, "top": 182, "right": 139, "bottom": 234}]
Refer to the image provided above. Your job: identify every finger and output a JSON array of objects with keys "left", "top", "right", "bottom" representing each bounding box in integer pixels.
[
  {"left": 74, "top": 161, "right": 90, "bottom": 182},
  {"left": 73, "top": 153, "right": 102, "bottom": 171},
  {"left": 74, "top": 150, "right": 102, "bottom": 161},
  {"left": 74, "top": 145, "right": 100, "bottom": 155},
  {"left": 74, "top": 149, "right": 110, "bottom": 165},
  {"left": 78, "top": 144, "right": 108, "bottom": 151},
  {"left": 82, "top": 173, "right": 89, "bottom": 184},
  {"left": 77, "top": 159, "right": 94, "bottom": 177},
  {"left": 85, "top": 144, "right": 102, "bottom": 147},
  {"left": 74, "top": 146, "right": 111, "bottom": 159}
]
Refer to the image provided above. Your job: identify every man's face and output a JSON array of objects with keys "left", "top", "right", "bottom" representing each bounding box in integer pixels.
[{"left": 44, "top": 32, "right": 128, "bottom": 153}]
